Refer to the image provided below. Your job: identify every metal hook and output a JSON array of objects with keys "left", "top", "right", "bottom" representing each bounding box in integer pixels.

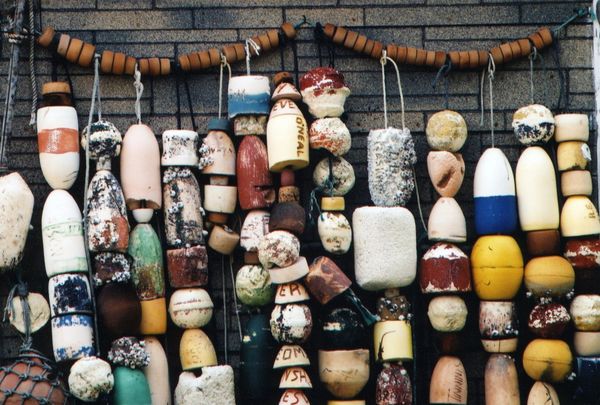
[{"left": 294, "top": 15, "right": 313, "bottom": 29}]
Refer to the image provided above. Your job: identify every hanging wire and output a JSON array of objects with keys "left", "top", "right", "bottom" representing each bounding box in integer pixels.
[
  {"left": 480, "top": 54, "right": 496, "bottom": 148},
  {"left": 133, "top": 63, "right": 144, "bottom": 124},
  {"left": 379, "top": 50, "right": 406, "bottom": 130},
  {"left": 221, "top": 255, "right": 228, "bottom": 364},
  {"left": 229, "top": 254, "right": 242, "bottom": 341},
  {"left": 244, "top": 38, "right": 260, "bottom": 76},
  {"left": 529, "top": 46, "right": 538, "bottom": 104},
  {"left": 27, "top": 0, "right": 37, "bottom": 127},
  {"left": 218, "top": 54, "right": 232, "bottom": 119},
  {"left": 432, "top": 59, "right": 452, "bottom": 110}
]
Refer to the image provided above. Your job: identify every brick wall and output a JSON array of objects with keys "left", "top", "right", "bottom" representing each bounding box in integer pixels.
[{"left": 0, "top": 1, "right": 595, "bottom": 404}]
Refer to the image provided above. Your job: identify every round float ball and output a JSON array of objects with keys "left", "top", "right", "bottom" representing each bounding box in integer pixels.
[
  {"left": 511, "top": 104, "right": 555, "bottom": 145},
  {"left": 235, "top": 264, "right": 275, "bottom": 307},
  {"left": 425, "top": 110, "right": 468, "bottom": 152},
  {"left": 321, "top": 307, "right": 366, "bottom": 350},
  {"left": 522, "top": 339, "right": 573, "bottom": 383},
  {"left": 270, "top": 304, "right": 313, "bottom": 344},
  {"left": 528, "top": 302, "right": 570, "bottom": 338}
]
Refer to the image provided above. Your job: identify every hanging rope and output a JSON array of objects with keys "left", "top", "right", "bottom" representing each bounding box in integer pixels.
[
  {"left": 27, "top": 0, "right": 37, "bottom": 127},
  {"left": 480, "top": 54, "right": 496, "bottom": 148},
  {"left": 529, "top": 46, "right": 538, "bottom": 104},
  {"left": 218, "top": 54, "right": 232, "bottom": 119},
  {"left": 244, "top": 38, "right": 260, "bottom": 75},
  {"left": 432, "top": 59, "right": 452, "bottom": 110},
  {"left": 229, "top": 255, "right": 242, "bottom": 341},
  {"left": 221, "top": 255, "right": 228, "bottom": 364},
  {"left": 133, "top": 63, "right": 144, "bottom": 124},
  {"left": 379, "top": 50, "right": 406, "bottom": 129},
  {"left": 3, "top": 281, "right": 32, "bottom": 350}
]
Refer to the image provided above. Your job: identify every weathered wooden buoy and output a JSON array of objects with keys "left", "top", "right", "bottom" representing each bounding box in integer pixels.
[
  {"left": 318, "top": 349, "right": 370, "bottom": 399},
  {"left": 485, "top": 354, "right": 519, "bottom": 405},
  {"left": 309, "top": 117, "right": 351, "bottom": 156},
  {"left": 86, "top": 170, "right": 129, "bottom": 252},
  {"left": 48, "top": 273, "right": 93, "bottom": 316},
  {"left": 427, "top": 151, "right": 464, "bottom": 198},
  {"left": 300, "top": 66, "right": 350, "bottom": 118},
  {"left": 162, "top": 167, "right": 204, "bottom": 247},
  {"left": 353, "top": 206, "right": 417, "bottom": 290},
  {"left": 37, "top": 82, "right": 79, "bottom": 189},
  {"left": 426, "top": 110, "right": 468, "bottom": 152},
  {"left": 528, "top": 302, "right": 570, "bottom": 338},
  {"left": 270, "top": 304, "right": 313, "bottom": 344},
  {"left": 318, "top": 211, "right": 352, "bottom": 255},
  {"left": 258, "top": 230, "right": 300, "bottom": 269},
  {"left": 81, "top": 118, "right": 122, "bottom": 169},
  {"left": 235, "top": 264, "right": 275, "bottom": 307},
  {"left": 522, "top": 339, "right": 573, "bottom": 382},
  {"left": 142, "top": 336, "right": 171, "bottom": 405},
  {"left": 526, "top": 229, "right": 561, "bottom": 257},
  {"left": 512, "top": 104, "right": 555, "bottom": 145},
  {"left": 368, "top": 127, "right": 416, "bottom": 206},
  {"left": 420, "top": 242, "right": 471, "bottom": 293},
  {"left": 313, "top": 156, "right": 355, "bottom": 196},
  {"left": 68, "top": 356, "right": 114, "bottom": 402},
  {"left": 479, "top": 301, "right": 519, "bottom": 353},
  {"left": 121, "top": 124, "right": 162, "bottom": 222},
  {"left": 473, "top": 147, "right": 518, "bottom": 235},
  {"left": 7, "top": 292, "right": 50, "bottom": 334},
  {"left": 201, "top": 119, "right": 235, "bottom": 175},
  {"left": 179, "top": 328, "right": 217, "bottom": 370},
  {"left": 375, "top": 362, "right": 412, "bottom": 405},
  {"left": 161, "top": 129, "right": 199, "bottom": 167},
  {"left": 166, "top": 245, "right": 208, "bottom": 288},
  {"left": 275, "top": 282, "right": 309, "bottom": 304},
  {"left": 274, "top": 345, "right": 310, "bottom": 369},
  {"left": 0, "top": 173, "right": 34, "bottom": 271},
  {"left": 524, "top": 256, "right": 575, "bottom": 298},
  {"left": 270, "top": 202, "right": 306, "bottom": 236},
  {"left": 266, "top": 98, "right": 309, "bottom": 172},
  {"left": 279, "top": 389, "right": 310, "bottom": 405},
  {"left": 237, "top": 136, "right": 275, "bottom": 210},
  {"left": 128, "top": 223, "right": 165, "bottom": 300},
  {"left": 175, "top": 367, "right": 236, "bottom": 405},
  {"left": 516, "top": 146, "right": 559, "bottom": 231},
  {"left": 427, "top": 296, "right": 468, "bottom": 333},
  {"left": 427, "top": 197, "right": 467, "bottom": 243},
  {"left": 429, "top": 356, "right": 467, "bottom": 404},
  {"left": 279, "top": 367, "right": 313, "bottom": 389},
  {"left": 112, "top": 366, "right": 152, "bottom": 405},
  {"left": 42, "top": 190, "right": 87, "bottom": 277},
  {"left": 240, "top": 210, "right": 270, "bottom": 261},
  {"left": 471, "top": 235, "right": 523, "bottom": 300},
  {"left": 168, "top": 288, "right": 213, "bottom": 329},
  {"left": 240, "top": 314, "right": 275, "bottom": 400}
]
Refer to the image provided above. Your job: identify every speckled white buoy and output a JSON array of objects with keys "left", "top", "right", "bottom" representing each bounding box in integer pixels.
[
  {"left": 368, "top": 127, "right": 416, "bottom": 206},
  {"left": 69, "top": 356, "right": 114, "bottom": 402},
  {"left": 427, "top": 296, "right": 468, "bottom": 332},
  {"left": 235, "top": 264, "right": 275, "bottom": 307},
  {"left": 309, "top": 117, "right": 351, "bottom": 156},
  {"left": 168, "top": 288, "right": 214, "bottom": 329},
  {"left": 313, "top": 156, "right": 355, "bottom": 196},
  {"left": 318, "top": 212, "right": 352, "bottom": 255},
  {"left": 258, "top": 230, "right": 300, "bottom": 269},
  {"left": 512, "top": 104, "right": 555, "bottom": 145},
  {"left": 270, "top": 304, "right": 313, "bottom": 344},
  {"left": 175, "top": 366, "right": 236, "bottom": 405}
]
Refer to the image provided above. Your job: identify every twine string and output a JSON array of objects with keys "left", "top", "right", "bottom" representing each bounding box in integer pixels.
[
  {"left": 480, "top": 54, "right": 496, "bottom": 148},
  {"left": 244, "top": 38, "right": 260, "bottom": 76},
  {"left": 218, "top": 54, "right": 232, "bottom": 119},
  {"left": 529, "top": 46, "right": 538, "bottom": 104},
  {"left": 133, "top": 63, "right": 144, "bottom": 124},
  {"left": 379, "top": 50, "right": 406, "bottom": 130},
  {"left": 28, "top": 0, "right": 37, "bottom": 127}
]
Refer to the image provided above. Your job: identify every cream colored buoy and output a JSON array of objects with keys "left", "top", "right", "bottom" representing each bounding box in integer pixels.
[
  {"left": 266, "top": 98, "right": 309, "bottom": 172},
  {"left": 485, "top": 354, "right": 519, "bottom": 405},
  {"left": 318, "top": 211, "right": 352, "bottom": 255},
  {"left": 353, "top": 206, "right": 417, "bottom": 291},
  {"left": 169, "top": 288, "right": 214, "bottom": 329},
  {"left": 143, "top": 336, "right": 171, "bottom": 405},
  {"left": 429, "top": 356, "right": 467, "bottom": 404},
  {"left": 427, "top": 296, "right": 468, "bottom": 333},
  {"left": 516, "top": 146, "right": 559, "bottom": 231},
  {"left": 428, "top": 197, "right": 467, "bottom": 243},
  {"left": 201, "top": 123, "right": 236, "bottom": 175},
  {"left": 426, "top": 110, "right": 468, "bottom": 152},
  {"left": 0, "top": 173, "right": 34, "bottom": 271},
  {"left": 161, "top": 129, "right": 199, "bottom": 167},
  {"left": 175, "top": 366, "right": 235, "bottom": 405},
  {"left": 554, "top": 113, "right": 589, "bottom": 142},
  {"left": 561, "top": 170, "right": 592, "bottom": 196},
  {"left": 179, "top": 329, "right": 217, "bottom": 370},
  {"left": 318, "top": 349, "right": 369, "bottom": 399},
  {"left": 560, "top": 196, "right": 600, "bottom": 237},
  {"left": 527, "top": 381, "right": 559, "bottom": 405},
  {"left": 42, "top": 190, "right": 87, "bottom": 277},
  {"left": 373, "top": 320, "right": 413, "bottom": 362},
  {"left": 557, "top": 141, "right": 591, "bottom": 171},
  {"left": 570, "top": 294, "right": 600, "bottom": 331},
  {"left": 121, "top": 124, "right": 162, "bottom": 219},
  {"left": 512, "top": 104, "right": 555, "bottom": 145}
]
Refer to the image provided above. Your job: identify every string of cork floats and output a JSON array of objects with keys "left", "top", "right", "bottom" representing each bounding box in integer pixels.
[
  {"left": 36, "top": 23, "right": 297, "bottom": 76},
  {"left": 322, "top": 23, "right": 553, "bottom": 69}
]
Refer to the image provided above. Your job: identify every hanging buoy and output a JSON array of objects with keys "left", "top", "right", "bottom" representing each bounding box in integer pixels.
[
  {"left": 266, "top": 98, "right": 309, "bottom": 172},
  {"left": 161, "top": 129, "right": 199, "bottom": 167},
  {"left": 36, "top": 82, "right": 79, "bottom": 189},
  {"left": 512, "top": 104, "right": 555, "bottom": 145},
  {"left": 425, "top": 110, "right": 468, "bottom": 152},
  {"left": 300, "top": 67, "right": 350, "bottom": 118},
  {"left": 163, "top": 167, "right": 204, "bottom": 247},
  {"left": 237, "top": 136, "right": 274, "bottom": 210},
  {"left": 142, "top": 337, "right": 171, "bottom": 405}
]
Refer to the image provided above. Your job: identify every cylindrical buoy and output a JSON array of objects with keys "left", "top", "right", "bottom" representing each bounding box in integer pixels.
[
  {"left": 142, "top": 337, "right": 171, "bottom": 405},
  {"left": 266, "top": 99, "right": 309, "bottom": 172},
  {"left": 485, "top": 354, "right": 520, "bottom": 405},
  {"left": 163, "top": 167, "right": 204, "bottom": 247}
]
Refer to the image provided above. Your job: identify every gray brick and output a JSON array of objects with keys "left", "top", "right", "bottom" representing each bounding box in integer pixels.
[
  {"left": 521, "top": 2, "right": 591, "bottom": 24},
  {"left": 286, "top": 8, "right": 364, "bottom": 27},
  {"left": 426, "top": 25, "right": 539, "bottom": 41},
  {"left": 365, "top": 6, "right": 519, "bottom": 27},
  {"left": 194, "top": 8, "right": 282, "bottom": 29},
  {"left": 42, "top": 0, "right": 95, "bottom": 9},
  {"left": 557, "top": 39, "right": 592, "bottom": 68},
  {"left": 97, "top": 29, "right": 238, "bottom": 44},
  {"left": 43, "top": 11, "right": 193, "bottom": 30},
  {"left": 569, "top": 68, "right": 594, "bottom": 93},
  {"left": 97, "top": 0, "right": 152, "bottom": 9},
  {"left": 157, "top": 0, "right": 336, "bottom": 6},
  {"left": 346, "top": 111, "right": 424, "bottom": 133}
]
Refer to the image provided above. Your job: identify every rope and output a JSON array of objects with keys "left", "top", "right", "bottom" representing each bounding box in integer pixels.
[
  {"left": 229, "top": 255, "right": 242, "bottom": 341},
  {"left": 27, "top": 0, "right": 37, "bottom": 128},
  {"left": 133, "top": 63, "right": 144, "bottom": 124},
  {"left": 480, "top": 54, "right": 496, "bottom": 148},
  {"left": 529, "top": 46, "right": 538, "bottom": 104},
  {"left": 379, "top": 50, "right": 406, "bottom": 130},
  {"left": 412, "top": 167, "right": 428, "bottom": 233},
  {"left": 244, "top": 38, "right": 260, "bottom": 76},
  {"left": 182, "top": 75, "right": 197, "bottom": 131},
  {"left": 221, "top": 255, "right": 228, "bottom": 364},
  {"left": 3, "top": 282, "right": 32, "bottom": 350},
  {"left": 432, "top": 59, "right": 452, "bottom": 110},
  {"left": 218, "top": 54, "right": 232, "bottom": 119}
]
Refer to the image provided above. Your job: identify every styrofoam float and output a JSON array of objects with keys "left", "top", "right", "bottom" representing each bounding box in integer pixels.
[
  {"left": 142, "top": 337, "right": 171, "bottom": 405},
  {"left": 163, "top": 167, "right": 204, "bottom": 247}
]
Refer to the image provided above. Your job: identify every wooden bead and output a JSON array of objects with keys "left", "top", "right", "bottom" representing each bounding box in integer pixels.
[
  {"left": 371, "top": 41, "right": 383, "bottom": 58},
  {"left": 344, "top": 30, "right": 359, "bottom": 50},
  {"left": 354, "top": 34, "right": 368, "bottom": 53},
  {"left": 100, "top": 50, "right": 114, "bottom": 74},
  {"left": 222, "top": 46, "right": 237, "bottom": 64},
  {"left": 448, "top": 51, "right": 460, "bottom": 67},
  {"left": 323, "top": 23, "right": 336, "bottom": 38},
  {"left": 490, "top": 47, "right": 503, "bottom": 65},
  {"left": 397, "top": 47, "right": 408, "bottom": 64},
  {"left": 188, "top": 52, "right": 202, "bottom": 70},
  {"left": 234, "top": 43, "right": 246, "bottom": 61},
  {"left": 280, "top": 22, "right": 296, "bottom": 40},
  {"left": 267, "top": 29, "right": 280, "bottom": 48},
  {"left": 406, "top": 47, "right": 418, "bottom": 64},
  {"left": 258, "top": 34, "right": 272, "bottom": 52},
  {"left": 138, "top": 58, "right": 150, "bottom": 76},
  {"left": 468, "top": 50, "right": 479, "bottom": 69},
  {"left": 386, "top": 44, "right": 398, "bottom": 61},
  {"left": 528, "top": 32, "right": 545, "bottom": 50},
  {"left": 458, "top": 51, "right": 470, "bottom": 69},
  {"left": 509, "top": 41, "right": 521, "bottom": 59},
  {"left": 78, "top": 42, "right": 96, "bottom": 68},
  {"left": 332, "top": 26, "right": 347, "bottom": 45},
  {"left": 179, "top": 54, "right": 191, "bottom": 71},
  {"left": 499, "top": 43, "right": 513, "bottom": 63},
  {"left": 518, "top": 38, "right": 532, "bottom": 56},
  {"left": 208, "top": 48, "right": 221, "bottom": 66},
  {"left": 198, "top": 51, "right": 211, "bottom": 69},
  {"left": 57, "top": 34, "right": 70, "bottom": 56},
  {"left": 125, "top": 56, "right": 136, "bottom": 75},
  {"left": 434, "top": 51, "right": 447, "bottom": 68},
  {"left": 363, "top": 39, "right": 375, "bottom": 56},
  {"left": 160, "top": 58, "right": 171, "bottom": 75},
  {"left": 538, "top": 27, "right": 553, "bottom": 47},
  {"left": 148, "top": 57, "right": 161, "bottom": 76},
  {"left": 425, "top": 51, "right": 437, "bottom": 67},
  {"left": 478, "top": 50, "right": 489, "bottom": 67},
  {"left": 37, "top": 26, "right": 55, "bottom": 47},
  {"left": 112, "top": 52, "right": 126, "bottom": 75},
  {"left": 415, "top": 49, "right": 427, "bottom": 66}
]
